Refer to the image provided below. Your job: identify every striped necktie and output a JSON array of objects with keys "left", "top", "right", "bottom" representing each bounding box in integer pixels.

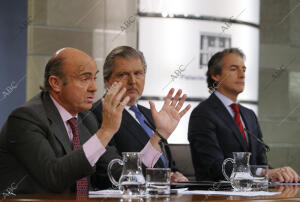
[{"left": 68, "top": 117, "right": 88, "bottom": 197}]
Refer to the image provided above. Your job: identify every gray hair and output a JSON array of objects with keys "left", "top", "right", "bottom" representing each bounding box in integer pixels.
[
  {"left": 103, "top": 46, "right": 147, "bottom": 84},
  {"left": 206, "top": 48, "right": 245, "bottom": 92}
]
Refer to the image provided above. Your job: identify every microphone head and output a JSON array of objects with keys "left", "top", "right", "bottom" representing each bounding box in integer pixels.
[{"left": 244, "top": 127, "right": 270, "bottom": 152}]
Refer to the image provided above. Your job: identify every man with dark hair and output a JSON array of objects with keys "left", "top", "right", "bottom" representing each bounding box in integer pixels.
[
  {"left": 92, "top": 46, "right": 190, "bottom": 187},
  {"left": 0, "top": 47, "right": 188, "bottom": 194},
  {"left": 41, "top": 56, "right": 67, "bottom": 91},
  {"left": 188, "top": 48, "right": 300, "bottom": 182}
]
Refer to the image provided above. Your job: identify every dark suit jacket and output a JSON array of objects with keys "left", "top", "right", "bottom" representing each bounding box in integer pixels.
[
  {"left": 91, "top": 100, "right": 178, "bottom": 189},
  {"left": 188, "top": 93, "right": 267, "bottom": 181},
  {"left": 0, "top": 92, "right": 110, "bottom": 193}
]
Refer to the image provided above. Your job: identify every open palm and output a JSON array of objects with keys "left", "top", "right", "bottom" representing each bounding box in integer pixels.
[{"left": 150, "top": 88, "right": 191, "bottom": 139}]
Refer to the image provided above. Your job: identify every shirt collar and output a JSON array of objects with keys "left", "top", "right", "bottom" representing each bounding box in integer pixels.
[
  {"left": 126, "top": 104, "right": 138, "bottom": 111},
  {"left": 50, "top": 95, "right": 78, "bottom": 122},
  {"left": 214, "top": 91, "right": 236, "bottom": 107}
]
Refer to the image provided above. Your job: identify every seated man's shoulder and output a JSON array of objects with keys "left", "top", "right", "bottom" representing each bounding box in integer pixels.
[
  {"left": 9, "top": 92, "right": 47, "bottom": 123},
  {"left": 191, "top": 98, "right": 213, "bottom": 116},
  {"left": 1, "top": 92, "right": 49, "bottom": 139}
]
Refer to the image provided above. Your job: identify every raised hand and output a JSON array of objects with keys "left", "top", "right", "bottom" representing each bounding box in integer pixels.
[
  {"left": 96, "top": 82, "right": 129, "bottom": 146},
  {"left": 149, "top": 88, "right": 191, "bottom": 139}
]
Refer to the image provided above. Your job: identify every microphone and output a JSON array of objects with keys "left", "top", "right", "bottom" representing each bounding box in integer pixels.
[
  {"left": 244, "top": 128, "right": 271, "bottom": 177},
  {"left": 144, "top": 120, "right": 170, "bottom": 168},
  {"left": 137, "top": 106, "right": 167, "bottom": 143},
  {"left": 244, "top": 128, "right": 270, "bottom": 152},
  {"left": 144, "top": 120, "right": 168, "bottom": 143}
]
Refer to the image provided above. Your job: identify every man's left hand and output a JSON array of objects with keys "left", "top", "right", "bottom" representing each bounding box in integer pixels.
[
  {"left": 149, "top": 88, "right": 191, "bottom": 139},
  {"left": 171, "top": 171, "right": 189, "bottom": 183}
]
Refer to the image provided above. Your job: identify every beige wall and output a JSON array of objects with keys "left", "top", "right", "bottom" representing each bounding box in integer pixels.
[
  {"left": 259, "top": 0, "right": 300, "bottom": 172},
  {"left": 27, "top": 0, "right": 138, "bottom": 100}
]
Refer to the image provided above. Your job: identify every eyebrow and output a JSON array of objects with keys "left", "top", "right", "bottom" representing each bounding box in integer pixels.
[
  {"left": 230, "top": 65, "right": 246, "bottom": 69},
  {"left": 79, "top": 70, "right": 99, "bottom": 76}
]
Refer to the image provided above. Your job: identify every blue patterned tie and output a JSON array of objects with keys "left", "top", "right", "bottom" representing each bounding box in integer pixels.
[{"left": 130, "top": 105, "right": 167, "bottom": 167}]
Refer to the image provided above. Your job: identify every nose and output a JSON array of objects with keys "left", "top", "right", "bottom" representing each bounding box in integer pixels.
[
  {"left": 238, "top": 68, "right": 245, "bottom": 78},
  {"left": 128, "top": 73, "right": 136, "bottom": 85},
  {"left": 88, "top": 78, "right": 98, "bottom": 92}
]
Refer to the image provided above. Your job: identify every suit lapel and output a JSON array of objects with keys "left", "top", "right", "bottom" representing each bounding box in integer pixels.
[
  {"left": 122, "top": 110, "right": 150, "bottom": 147},
  {"left": 138, "top": 105, "right": 166, "bottom": 168},
  {"left": 43, "top": 93, "right": 72, "bottom": 153},
  {"left": 210, "top": 94, "right": 248, "bottom": 152},
  {"left": 123, "top": 106, "right": 165, "bottom": 168},
  {"left": 77, "top": 116, "right": 92, "bottom": 145},
  {"left": 138, "top": 105, "right": 154, "bottom": 127}
]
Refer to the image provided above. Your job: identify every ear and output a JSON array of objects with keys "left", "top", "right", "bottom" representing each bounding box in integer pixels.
[
  {"left": 211, "top": 74, "right": 221, "bottom": 83},
  {"left": 104, "top": 79, "right": 111, "bottom": 89},
  {"left": 48, "top": 76, "right": 63, "bottom": 92}
]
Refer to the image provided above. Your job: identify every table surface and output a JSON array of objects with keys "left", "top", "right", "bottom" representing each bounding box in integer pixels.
[{"left": 1, "top": 185, "right": 300, "bottom": 201}]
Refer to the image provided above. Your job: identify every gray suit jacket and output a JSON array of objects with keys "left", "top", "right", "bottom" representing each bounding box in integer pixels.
[{"left": 0, "top": 92, "right": 112, "bottom": 193}]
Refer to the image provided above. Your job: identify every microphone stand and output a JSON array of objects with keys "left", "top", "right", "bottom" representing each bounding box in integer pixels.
[
  {"left": 144, "top": 120, "right": 170, "bottom": 168},
  {"left": 244, "top": 128, "right": 270, "bottom": 165}
]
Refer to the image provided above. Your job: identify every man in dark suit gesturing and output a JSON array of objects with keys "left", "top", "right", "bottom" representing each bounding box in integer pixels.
[
  {"left": 0, "top": 47, "right": 155, "bottom": 194},
  {"left": 188, "top": 48, "right": 300, "bottom": 183},
  {"left": 0, "top": 46, "right": 190, "bottom": 194},
  {"left": 92, "top": 46, "right": 190, "bottom": 185}
]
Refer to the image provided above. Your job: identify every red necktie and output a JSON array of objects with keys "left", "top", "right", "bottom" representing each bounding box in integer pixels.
[
  {"left": 230, "top": 103, "right": 248, "bottom": 146},
  {"left": 68, "top": 118, "right": 88, "bottom": 197}
]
